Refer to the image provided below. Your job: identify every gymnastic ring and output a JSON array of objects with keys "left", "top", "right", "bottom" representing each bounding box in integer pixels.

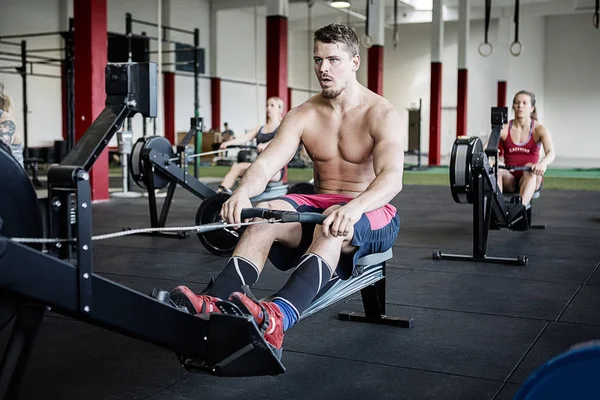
[
  {"left": 510, "top": 41, "right": 523, "bottom": 57},
  {"left": 593, "top": 13, "right": 599, "bottom": 29},
  {"left": 393, "top": 32, "right": 400, "bottom": 48},
  {"left": 361, "top": 34, "right": 373, "bottom": 49},
  {"left": 478, "top": 42, "right": 493, "bottom": 57}
]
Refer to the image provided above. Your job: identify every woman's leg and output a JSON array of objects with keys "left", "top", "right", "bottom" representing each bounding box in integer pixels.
[
  {"left": 519, "top": 166, "right": 542, "bottom": 206},
  {"left": 499, "top": 169, "right": 517, "bottom": 193}
]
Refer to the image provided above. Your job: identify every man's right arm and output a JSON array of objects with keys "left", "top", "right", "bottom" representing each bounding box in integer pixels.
[{"left": 221, "top": 107, "right": 305, "bottom": 225}]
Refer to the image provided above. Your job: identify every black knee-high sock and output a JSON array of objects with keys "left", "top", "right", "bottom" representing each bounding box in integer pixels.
[
  {"left": 205, "top": 256, "right": 259, "bottom": 299},
  {"left": 272, "top": 253, "right": 333, "bottom": 326}
]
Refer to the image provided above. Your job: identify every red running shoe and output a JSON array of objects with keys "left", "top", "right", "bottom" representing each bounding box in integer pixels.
[
  {"left": 170, "top": 286, "right": 221, "bottom": 315},
  {"left": 229, "top": 292, "right": 284, "bottom": 351}
]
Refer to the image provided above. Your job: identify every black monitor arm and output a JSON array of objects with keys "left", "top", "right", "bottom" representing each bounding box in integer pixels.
[
  {"left": 485, "top": 107, "right": 508, "bottom": 185},
  {"left": 58, "top": 63, "right": 158, "bottom": 173}
]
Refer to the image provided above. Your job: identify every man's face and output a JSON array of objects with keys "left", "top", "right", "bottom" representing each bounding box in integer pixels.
[{"left": 313, "top": 41, "right": 359, "bottom": 99}]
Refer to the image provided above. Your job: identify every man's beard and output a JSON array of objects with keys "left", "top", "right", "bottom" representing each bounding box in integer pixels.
[{"left": 321, "top": 87, "right": 343, "bottom": 99}]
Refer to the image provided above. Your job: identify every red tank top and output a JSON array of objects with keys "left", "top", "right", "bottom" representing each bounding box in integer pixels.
[{"left": 500, "top": 120, "right": 541, "bottom": 166}]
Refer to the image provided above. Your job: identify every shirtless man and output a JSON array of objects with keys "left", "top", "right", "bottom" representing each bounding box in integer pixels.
[
  {"left": 171, "top": 23, "right": 405, "bottom": 353},
  {"left": 498, "top": 90, "right": 555, "bottom": 205},
  {"left": 0, "top": 79, "right": 24, "bottom": 168}
]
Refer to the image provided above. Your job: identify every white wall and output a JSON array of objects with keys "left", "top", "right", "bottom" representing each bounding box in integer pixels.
[
  {"left": 0, "top": 0, "right": 63, "bottom": 148},
  {"left": 0, "top": 0, "right": 211, "bottom": 148},
  {"left": 381, "top": 16, "right": 546, "bottom": 160},
  {"left": 169, "top": 0, "right": 211, "bottom": 133},
  {"left": 106, "top": 0, "right": 211, "bottom": 143},
  {"left": 544, "top": 14, "right": 600, "bottom": 161},
  {"left": 3, "top": 2, "right": 599, "bottom": 167},
  {"left": 214, "top": 8, "right": 267, "bottom": 134},
  {"left": 506, "top": 17, "right": 546, "bottom": 125}
]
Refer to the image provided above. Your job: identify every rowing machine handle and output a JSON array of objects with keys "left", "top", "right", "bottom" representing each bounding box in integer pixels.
[
  {"left": 241, "top": 208, "right": 327, "bottom": 224},
  {"left": 500, "top": 165, "right": 533, "bottom": 172},
  {"left": 225, "top": 145, "right": 258, "bottom": 150}
]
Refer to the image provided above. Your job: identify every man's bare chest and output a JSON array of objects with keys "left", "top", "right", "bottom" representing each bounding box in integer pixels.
[{"left": 303, "top": 121, "right": 374, "bottom": 164}]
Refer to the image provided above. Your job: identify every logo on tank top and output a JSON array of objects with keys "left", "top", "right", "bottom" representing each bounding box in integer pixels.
[{"left": 509, "top": 146, "right": 530, "bottom": 154}]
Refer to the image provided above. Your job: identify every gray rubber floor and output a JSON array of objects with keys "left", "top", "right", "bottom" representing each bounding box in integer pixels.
[{"left": 10, "top": 183, "right": 600, "bottom": 399}]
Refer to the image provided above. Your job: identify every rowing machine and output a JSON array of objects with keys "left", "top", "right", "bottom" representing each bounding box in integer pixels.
[{"left": 433, "top": 107, "right": 544, "bottom": 267}]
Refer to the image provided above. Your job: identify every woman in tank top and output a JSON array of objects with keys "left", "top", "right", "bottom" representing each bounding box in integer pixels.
[
  {"left": 0, "top": 79, "right": 24, "bottom": 168},
  {"left": 217, "top": 97, "right": 285, "bottom": 194},
  {"left": 497, "top": 90, "right": 556, "bottom": 205}
]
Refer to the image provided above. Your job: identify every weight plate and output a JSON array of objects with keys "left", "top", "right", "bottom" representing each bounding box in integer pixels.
[
  {"left": 129, "top": 136, "right": 175, "bottom": 190},
  {"left": 0, "top": 143, "right": 43, "bottom": 251},
  {"left": 196, "top": 193, "right": 240, "bottom": 256},
  {"left": 449, "top": 136, "right": 483, "bottom": 204},
  {"left": 129, "top": 137, "right": 146, "bottom": 189}
]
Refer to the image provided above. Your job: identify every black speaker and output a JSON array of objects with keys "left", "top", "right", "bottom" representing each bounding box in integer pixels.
[{"left": 108, "top": 33, "right": 149, "bottom": 63}]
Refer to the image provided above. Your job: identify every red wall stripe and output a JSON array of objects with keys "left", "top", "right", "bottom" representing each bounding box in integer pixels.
[
  {"left": 210, "top": 77, "right": 221, "bottom": 131},
  {"left": 74, "top": 0, "right": 108, "bottom": 201},
  {"left": 457, "top": 68, "right": 468, "bottom": 137},
  {"left": 61, "top": 61, "right": 67, "bottom": 141},
  {"left": 266, "top": 16, "right": 288, "bottom": 108},
  {"left": 163, "top": 72, "right": 175, "bottom": 144},
  {"left": 497, "top": 81, "right": 507, "bottom": 107},
  {"left": 367, "top": 45, "right": 384, "bottom": 95},
  {"left": 429, "top": 62, "right": 442, "bottom": 166}
]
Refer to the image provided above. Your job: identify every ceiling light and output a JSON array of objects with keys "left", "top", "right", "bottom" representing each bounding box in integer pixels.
[{"left": 330, "top": 1, "right": 351, "bottom": 9}]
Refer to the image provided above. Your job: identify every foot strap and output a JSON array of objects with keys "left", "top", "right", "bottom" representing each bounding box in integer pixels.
[{"left": 235, "top": 285, "right": 272, "bottom": 336}]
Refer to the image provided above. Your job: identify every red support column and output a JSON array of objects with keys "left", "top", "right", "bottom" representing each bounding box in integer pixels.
[
  {"left": 368, "top": 45, "right": 384, "bottom": 95},
  {"left": 210, "top": 77, "right": 221, "bottom": 131},
  {"left": 74, "top": 0, "right": 108, "bottom": 201},
  {"left": 429, "top": 62, "right": 442, "bottom": 166},
  {"left": 61, "top": 62, "right": 67, "bottom": 141},
  {"left": 456, "top": 69, "right": 468, "bottom": 137},
  {"left": 266, "top": 16, "right": 288, "bottom": 108},
  {"left": 163, "top": 72, "right": 175, "bottom": 144},
  {"left": 497, "top": 81, "right": 507, "bottom": 107}
]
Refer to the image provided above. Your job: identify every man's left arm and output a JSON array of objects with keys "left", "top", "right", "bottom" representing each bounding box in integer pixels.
[{"left": 350, "top": 107, "right": 405, "bottom": 213}]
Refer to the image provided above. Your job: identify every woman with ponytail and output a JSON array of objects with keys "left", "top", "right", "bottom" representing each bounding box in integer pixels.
[
  {"left": 0, "top": 79, "right": 24, "bottom": 168},
  {"left": 497, "top": 90, "right": 556, "bottom": 206}
]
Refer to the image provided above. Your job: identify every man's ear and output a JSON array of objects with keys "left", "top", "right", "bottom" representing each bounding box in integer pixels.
[{"left": 352, "top": 55, "right": 361, "bottom": 71}]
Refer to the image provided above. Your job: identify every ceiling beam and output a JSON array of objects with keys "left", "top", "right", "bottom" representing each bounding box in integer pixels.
[
  {"left": 288, "top": 0, "right": 587, "bottom": 31},
  {"left": 211, "top": 0, "right": 310, "bottom": 12}
]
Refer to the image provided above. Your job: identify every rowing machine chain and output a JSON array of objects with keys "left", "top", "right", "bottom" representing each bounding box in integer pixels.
[{"left": 8, "top": 219, "right": 280, "bottom": 244}]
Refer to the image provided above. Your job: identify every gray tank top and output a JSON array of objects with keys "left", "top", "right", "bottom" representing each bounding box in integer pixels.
[{"left": 0, "top": 109, "right": 24, "bottom": 168}]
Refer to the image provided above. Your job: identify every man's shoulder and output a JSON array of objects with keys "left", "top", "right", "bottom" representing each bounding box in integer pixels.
[
  {"left": 289, "top": 98, "right": 320, "bottom": 118},
  {"left": 364, "top": 94, "right": 398, "bottom": 122}
]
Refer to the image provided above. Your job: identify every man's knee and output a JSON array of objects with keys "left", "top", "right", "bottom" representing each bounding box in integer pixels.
[
  {"left": 311, "top": 222, "right": 354, "bottom": 251},
  {"left": 243, "top": 199, "right": 302, "bottom": 244},
  {"left": 318, "top": 204, "right": 356, "bottom": 245}
]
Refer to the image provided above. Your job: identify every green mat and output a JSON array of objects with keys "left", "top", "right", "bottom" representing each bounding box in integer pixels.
[
  {"left": 415, "top": 166, "right": 600, "bottom": 179},
  {"left": 188, "top": 166, "right": 600, "bottom": 192},
  {"left": 104, "top": 165, "right": 600, "bottom": 192}
]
